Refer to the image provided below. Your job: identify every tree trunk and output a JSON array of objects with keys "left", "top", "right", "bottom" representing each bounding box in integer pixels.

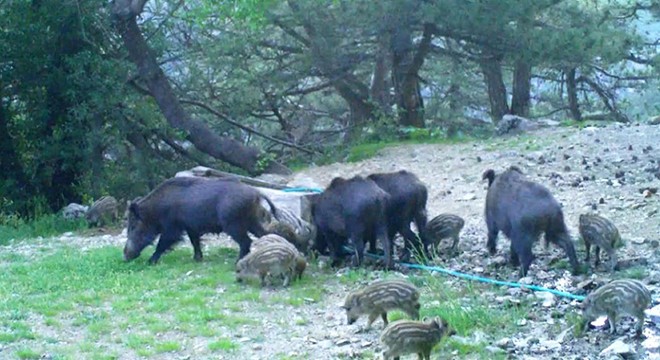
[
  {"left": 370, "top": 32, "right": 392, "bottom": 114},
  {"left": 286, "top": 0, "right": 376, "bottom": 144},
  {"left": 0, "top": 87, "right": 33, "bottom": 208},
  {"left": 565, "top": 68, "right": 582, "bottom": 121},
  {"left": 510, "top": 58, "right": 532, "bottom": 118},
  {"left": 391, "top": 24, "right": 433, "bottom": 128},
  {"left": 111, "top": 0, "right": 289, "bottom": 175},
  {"left": 479, "top": 55, "right": 509, "bottom": 123}
]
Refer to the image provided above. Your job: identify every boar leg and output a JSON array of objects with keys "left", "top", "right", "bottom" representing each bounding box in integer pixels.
[
  {"left": 486, "top": 218, "right": 499, "bottom": 255},
  {"left": 414, "top": 209, "right": 429, "bottom": 253},
  {"left": 187, "top": 231, "right": 203, "bottom": 262},
  {"left": 549, "top": 232, "right": 580, "bottom": 275},
  {"left": 608, "top": 250, "right": 617, "bottom": 273},
  {"left": 347, "top": 222, "right": 366, "bottom": 267},
  {"left": 349, "top": 235, "right": 365, "bottom": 267},
  {"left": 584, "top": 239, "right": 592, "bottom": 262},
  {"left": 366, "top": 312, "right": 379, "bottom": 329},
  {"left": 512, "top": 231, "right": 534, "bottom": 278},
  {"left": 634, "top": 311, "right": 645, "bottom": 337},
  {"left": 606, "top": 312, "right": 617, "bottom": 334},
  {"left": 225, "top": 223, "right": 253, "bottom": 260},
  {"left": 380, "top": 312, "right": 388, "bottom": 325},
  {"left": 149, "top": 229, "right": 182, "bottom": 264},
  {"left": 400, "top": 225, "right": 423, "bottom": 263},
  {"left": 378, "top": 223, "right": 394, "bottom": 270},
  {"left": 509, "top": 242, "right": 520, "bottom": 267}
]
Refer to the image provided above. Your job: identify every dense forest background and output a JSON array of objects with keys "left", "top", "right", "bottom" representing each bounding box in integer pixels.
[{"left": 1, "top": 0, "right": 658, "bottom": 217}]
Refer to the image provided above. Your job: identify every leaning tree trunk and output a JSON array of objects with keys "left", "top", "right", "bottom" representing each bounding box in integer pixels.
[
  {"left": 510, "top": 58, "right": 532, "bottom": 118},
  {"left": 391, "top": 24, "right": 434, "bottom": 128},
  {"left": 479, "top": 54, "right": 510, "bottom": 123},
  {"left": 111, "top": 0, "right": 289, "bottom": 175},
  {"left": 577, "top": 75, "right": 629, "bottom": 123},
  {"left": 565, "top": 67, "right": 582, "bottom": 121}
]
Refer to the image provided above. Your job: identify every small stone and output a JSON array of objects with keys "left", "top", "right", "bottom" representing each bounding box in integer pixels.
[
  {"left": 507, "top": 287, "right": 523, "bottom": 297},
  {"left": 252, "top": 345, "right": 262, "bottom": 350},
  {"left": 335, "top": 338, "right": 350, "bottom": 346},
  {"left": 599, "top": 198, "right": 606, "bottom": 204},
  {"left": 476, "top": 156, "right": 482, "bottom": 162},
  {"left": 563, "top": 165, "right": 571, "bottom": 172},
  {"left": 496, "top": 337, "right": 513, "bottom": 349},
  {"left": 599, "top": 339, "right": 636, "bottom": 357},
  {"left": 643, "top": 189, "right": 653, "bottom": 198},
  {"left": 518, "top": 277, "right": 534, "bottom": 285},
  {"left": 486, "top": 345, "right": 506, "bottom": 354},
  {"left": 535, "top": 292, "right": 556, "bottom": 307},
  {"left": 462, "top": 193, "right": 477, "bottom": 201},
  {"left": 539, "top": 340, "right": 561, "bottom": 350},
  {"left": 630, "top": 237, "right": 646, "bottom": 245},
  {"left": 517, "top": 319, "right": 528, "bottom": 326},
  {"left": 576, "top": 279, "right": 596, "bottom": 291}
]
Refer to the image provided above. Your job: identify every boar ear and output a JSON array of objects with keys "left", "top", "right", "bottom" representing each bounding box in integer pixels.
[{"left": 129, "top": 202, "right": 141, "bottom": 221}]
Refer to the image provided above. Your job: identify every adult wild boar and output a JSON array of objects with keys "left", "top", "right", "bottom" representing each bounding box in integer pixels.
[
  {"left": 483, "top": 166, "right": 579, "bottom": 277},
  {"left": 310, "top": 176, "right": 393, "bottom": 269},
  {"left": 124, "top": 177, "right": 280, "bottom": 264},
  {"left": 367, "top": 170, "right": 429, "bottom": 261}
]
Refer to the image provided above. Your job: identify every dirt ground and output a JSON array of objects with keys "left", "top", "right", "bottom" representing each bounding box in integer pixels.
[{"left": 5, "top": 122, "right": 660, "bottom": 360}]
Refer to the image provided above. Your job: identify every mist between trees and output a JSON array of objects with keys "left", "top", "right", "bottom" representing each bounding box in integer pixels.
[{"left": 0, "top": 0, "right": 658, "bottom": 217}]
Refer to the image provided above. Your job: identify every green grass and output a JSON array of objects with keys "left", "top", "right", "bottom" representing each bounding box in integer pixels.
[
  {"left": 0, "top": 237, "right": 537, "bottom": 359},
  {"left": 0, "top": 213, "right": 88, "bottom": 245},
  {"left": 617, "top": 266, "right": 648, "bottom": 280},
  {"left": 16, "top": 348, "right": 41, "bottom": 359},
  {"left": 208, "top": 338, "right": 238, "bottom": 351},
  {"left": 346, "top": 135, "right": 475, "bottom": 163}
]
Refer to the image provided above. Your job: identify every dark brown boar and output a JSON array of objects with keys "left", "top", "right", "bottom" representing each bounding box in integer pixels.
[
  {"left": 483, "top": 166, "right": 579, "bottom": 277},
  {"left": 367, "top": 170, "right": 429, "bottom": 262},
  {"left": 310, "top": 176, "right": 393, "bottom": 269},
  {"left": 124, "top": 177, "right": 279, "bottom": 264}
]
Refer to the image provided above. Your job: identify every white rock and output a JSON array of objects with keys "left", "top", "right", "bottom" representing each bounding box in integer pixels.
[
  {"left": 335, "top": 338, "right": 350, "bottom": 346},
  {"left": 461, "top": 193, "right": 477, "bottom": 201},
  {"left": 599, "top": 339, "right": 636, "bottom": 357},
  {"left": 539, "top": 340, "right": 561, "bottom": 351},
  {"left": 496, "top": 338, "right": 513, "bottom": 349},
  {"left": 534, "top": 291, "right": 556, "bottom": 307}
]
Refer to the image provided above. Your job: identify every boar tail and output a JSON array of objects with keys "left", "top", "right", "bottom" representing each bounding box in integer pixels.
[{"left": 260, "top": 194, "right": 281, "bottom": 222}]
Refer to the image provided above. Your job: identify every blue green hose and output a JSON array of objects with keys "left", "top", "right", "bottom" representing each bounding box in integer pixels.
[{"left": 351, "top": 246, "right": 586, "bottom": 301}]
